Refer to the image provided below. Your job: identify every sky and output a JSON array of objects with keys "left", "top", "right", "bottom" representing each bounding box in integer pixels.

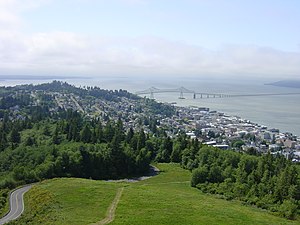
[{"left": 0, "top": 0, "right": 300, "bottom": 79}]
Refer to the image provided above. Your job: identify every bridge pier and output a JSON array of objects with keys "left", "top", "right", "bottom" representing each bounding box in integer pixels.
[
  {"left": 150, "top": 92, "right": 154, "bottom": 99},
  {"left": 179, "top": 91, "right": 185, "bottom": 99}
]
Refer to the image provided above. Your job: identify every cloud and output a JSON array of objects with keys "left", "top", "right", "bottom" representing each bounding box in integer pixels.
[
  {"left": 0, "top": 0, "right": 299, "bottom": 79},
  {"left": 1, "top": 32, "right": 300, "bottom": 79}
]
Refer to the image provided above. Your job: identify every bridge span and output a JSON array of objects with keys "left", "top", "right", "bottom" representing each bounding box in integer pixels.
[
  {"left": 135, "top": 87, "right": 300, "bottom": 99},
  {"left": 136, "top": 87, "right": 195, "bottom": 99}
]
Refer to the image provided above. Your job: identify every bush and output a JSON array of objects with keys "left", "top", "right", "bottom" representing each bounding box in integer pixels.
[
  {"left": 278, "top": 200, "right": 298, "bottom": 220},
  {"left": 0, "top": 176, "right": 17, "bottom": 189},
  {"left": 196, "top": 183, "right": 209, "bottom": 193},
  {"left": 191, "top": 166, "right": 208, "bottom": 187},
  {"left": 256, "top": 194, "right": 276, "bottom": 210},
  {"left": 0, "top": 188, "right": 9, "bottom": 214}
]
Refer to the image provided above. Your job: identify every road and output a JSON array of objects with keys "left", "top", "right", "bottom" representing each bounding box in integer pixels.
[
  {"left": 105, "top": 165, "right": 160, "bottom": 183},
  {"left": 70, "top": 95, "right": 84, "bottom": 113},
  {"left": 0, "top": 185, "right": 32, "bottom": 225}
]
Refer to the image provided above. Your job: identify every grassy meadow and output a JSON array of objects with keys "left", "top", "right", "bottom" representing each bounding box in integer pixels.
[
  {"left": 8, "top": 164, "right": 300, "bottom": 225},
  {"left": 8, "top": 179, "right": 121, "bottom": 225}
]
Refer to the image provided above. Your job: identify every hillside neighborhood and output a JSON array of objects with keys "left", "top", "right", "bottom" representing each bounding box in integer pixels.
[{"left": 4, "top": 82, "right": 300, "bottom": 163}]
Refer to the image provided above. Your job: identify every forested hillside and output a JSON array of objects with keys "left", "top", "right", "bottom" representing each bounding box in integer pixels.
[{"left": 184, "top": 146, "right": 300, "bottom": 219}]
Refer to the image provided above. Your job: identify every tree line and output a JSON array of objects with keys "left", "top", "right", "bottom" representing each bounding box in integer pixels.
[{"left": 0, "top": 112, "right": 153, "bottom": 189}]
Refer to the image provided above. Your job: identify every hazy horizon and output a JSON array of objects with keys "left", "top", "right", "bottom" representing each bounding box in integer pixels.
[{"left": 1, "top": 74, "right": 300, "bottom": 86}]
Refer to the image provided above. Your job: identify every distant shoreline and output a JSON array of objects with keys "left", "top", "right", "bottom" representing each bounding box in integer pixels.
[
  {"left": 265, "top": 80, "right": 300, "bottom": 89},
  {"left": 0, "top": 75, "right": 90, "bottom": 81}
]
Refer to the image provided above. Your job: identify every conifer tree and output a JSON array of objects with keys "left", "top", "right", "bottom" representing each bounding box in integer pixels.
[{"left": 80, "top": 124, "right": 92, "bottom": 143}]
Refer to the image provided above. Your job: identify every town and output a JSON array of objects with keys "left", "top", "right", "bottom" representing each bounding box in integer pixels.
[{"left": 5, "top": 81, "right": 300, "bottom": 163}]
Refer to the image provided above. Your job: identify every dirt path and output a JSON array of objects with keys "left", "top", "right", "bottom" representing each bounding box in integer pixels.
[
  {"left": 92, "top": 165, "right": 159, "bottom": 225},
  {"left": 105, "top": 165, "right": 160, "bottom": 183},
  {"left": 141, "top": 181, "right": 190, "bottom": 186},
  {"left": 94, "top": 187, "right": 124, "bottom": 225}
]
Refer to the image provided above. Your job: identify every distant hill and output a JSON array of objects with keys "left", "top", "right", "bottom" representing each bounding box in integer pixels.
[
  {"left": 0, "top": 75, "right": 87, "bottom": 81},
  {"left": 266, "top": 80, "right": 300, "bottom": 89}
]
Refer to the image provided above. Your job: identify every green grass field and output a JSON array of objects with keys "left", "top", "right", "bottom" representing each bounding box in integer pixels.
[
  {"left": 9, "top": 164, "right": 300, "bottom": 225},
  {"left": 8, "top": 179, "right": 121, "bottom": 225}
]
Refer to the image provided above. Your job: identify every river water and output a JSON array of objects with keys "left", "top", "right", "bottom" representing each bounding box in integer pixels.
[{"left": 1, "top": 77, "right": 300, "bottom": 136}]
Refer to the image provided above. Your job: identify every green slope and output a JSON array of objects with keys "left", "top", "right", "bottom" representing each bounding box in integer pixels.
[
  {"left": 9, "top": 164, "right": 299, "bottom": 225},
  {"left": 112, "top": 164, "right": 299, "bottom": 225},
  {"left": 8, "top": 178, "right": 121, "bottom": 225}
]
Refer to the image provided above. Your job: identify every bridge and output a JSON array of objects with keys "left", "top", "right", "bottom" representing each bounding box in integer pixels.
[
  {"left": 135, "top": 87, "right": 300, "bottom": 99},
  {"left": 136, "top": 87, "right": 195, "bottom": 99}
]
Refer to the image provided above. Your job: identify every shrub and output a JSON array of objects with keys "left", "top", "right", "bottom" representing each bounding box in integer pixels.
[
  {"left": 278, "top": 200, "right": 298, "bottom": 220},
  {"left": 191, "top": 166, "right": 208, "bottom": 187}
]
